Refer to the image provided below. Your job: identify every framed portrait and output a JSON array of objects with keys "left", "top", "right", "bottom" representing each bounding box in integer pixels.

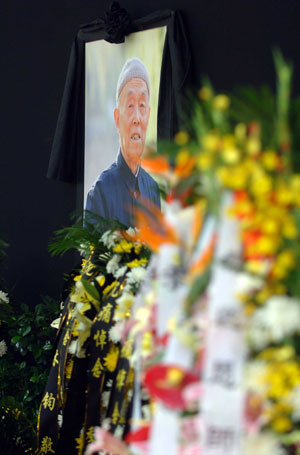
[
  {"left": 47, "top": 6, "right": 191, "bottom": 222},
  {"left": 84, "top": 27, "right": 166, "bottom": 225}
]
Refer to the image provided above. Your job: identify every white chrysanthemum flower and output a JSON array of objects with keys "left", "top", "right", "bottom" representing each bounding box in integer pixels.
[
  {"left": 109, "top": 321, "right": 125, "bottom": 343},
  {"left": 234, "top": 272, "right": 264, "bottom": 297},
  {"left": 242, "top": 431, "right": 285, "bottom": 455},
  {"left": 126, "top": 227, "right": 138, "bottom": 236},
  {"left": 113, "top": 265, "right": 128, "bottom": 279},
  {"left": 0, "top": 340, "right": 7, "bottom": 357},
  {"left": 0, "top": 290, "right": 9, "bottom": 304},
  {"left": 248, "top": 296, "right": 300, "bottom": 349},
  {"left": 101, "top": 230, "right": 122, "bottom": 249},
  {"left": 106, "top": 254, "right": 121, "bottom": 274},
  {"left": 126, "top": 267, "right": 147, "bottom": 285}
]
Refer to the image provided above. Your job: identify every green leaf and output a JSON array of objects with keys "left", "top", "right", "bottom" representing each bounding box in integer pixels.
[
  {"left": 22, "top": 326, "right": 31, "bottom": 336},
  {"left": 81, "top": 278, "right": 100, "bottom": 301},
  {"left": 42, "top": 343, "right": 53, "bottom": 351},
  {"left": 11, "top": 335, "right": 21, "bottom": 343},
  {"left": 48, "top": 210, "right": 126, "bottom": 257},
  {"left": 186, "top": 269, "right": 211, "bottom": 309}
]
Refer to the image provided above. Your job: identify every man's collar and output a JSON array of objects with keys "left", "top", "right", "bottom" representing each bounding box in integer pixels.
[{"left": 116, "top": 151, "right": 140, "bottom": 191}]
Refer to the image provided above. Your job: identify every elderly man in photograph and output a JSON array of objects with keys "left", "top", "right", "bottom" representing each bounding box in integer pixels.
[{"left": 85, "top": 57, "right": 161, "bottom": 228}]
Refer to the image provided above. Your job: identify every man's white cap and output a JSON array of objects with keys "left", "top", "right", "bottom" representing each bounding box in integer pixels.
[{"left": 116, "top": 57, "right": 150, "bottom": 104}]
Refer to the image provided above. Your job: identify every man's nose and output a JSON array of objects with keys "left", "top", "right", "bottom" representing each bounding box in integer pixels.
[{"left": 133, "top": 106, "right": 141, "bottom": 124}]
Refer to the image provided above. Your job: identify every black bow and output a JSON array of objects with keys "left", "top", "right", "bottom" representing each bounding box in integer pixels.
[{"left": 104, "top": 1, "right": 134, "bottom": 43}]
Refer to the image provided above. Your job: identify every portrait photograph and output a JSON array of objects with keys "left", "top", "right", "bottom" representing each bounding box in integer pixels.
[{"left": 84, "top": 26, "right": 166, "bottom": 227}]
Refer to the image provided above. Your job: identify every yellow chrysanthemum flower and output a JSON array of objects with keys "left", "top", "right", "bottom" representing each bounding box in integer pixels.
[
  {"left": 271, "top": 415, "right": 292, "bottom": 433},
  {"left": 126, "top": 258, "right": 148, "bottom": 268},
  {"left": 251, "top": 173, "right": 273, "bottom": 196},
  {"left": 197, "top": 153, "right": 213, "bottom": 170},
  {"left": 213, "top": 94, "right": 230, "bottom": 110},
  {"left": 134, "top": 243, "right": 142, "bottom": 255},
  {"left": 174, "top": 131, "right": 189, "bottom": 146},
  {"left": 277, "top": 250, "right": 296, "bottom": 269},
  {"left": 234, "top": 123, "right": 247, "bottom": 141},
  {"left": 255, "top": 287, "right": 272, "bottom": 305},
  {"left": 282, "top": 217, "right": 298, "bottom": 239},
  {"left": 113, "top": 240, "right": 134, "bottom": 253},
  {"left": 202, "top": 132, "right": 220, "bottom": 152},
  {"left": 175, "top": 148, "right": 190, "bottom": 166},
  {"left": 246, "top": 137, "right": 261, "bottom": 156},
  {"left": 257, "top": 236, "right": 280, "bottom": 256},
  {"left": 217, "top": 165, "right": 249, "bottom": 190},
  {"left": 221, "top": 147, "right": 241, "bottom": 164},
  {"left": 198, "top": 86, "right": 212, "bottom": 101},
  {"left": 261, "top": 150, "right": 279, "bottom": 171},
  {"left": 261, "top": 218, "right": 280, "bottom": 236},
  {"left": 275, "top": 185, "right": 294, "bottom": 206},
  {"left": 271, "top": 263, "right": 289, "bottom": 280}
]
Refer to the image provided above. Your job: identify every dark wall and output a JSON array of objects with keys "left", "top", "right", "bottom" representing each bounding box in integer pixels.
[{"left": 1, "top": 0, "right": 300, "bottom": 307}]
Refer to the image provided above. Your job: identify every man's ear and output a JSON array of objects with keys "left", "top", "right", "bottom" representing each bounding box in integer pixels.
[{"left": 114, "top": 108, "right": 119, "bottom": 131}]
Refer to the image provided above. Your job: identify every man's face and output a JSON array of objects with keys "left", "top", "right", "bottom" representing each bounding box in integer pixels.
[{"left": 114, "top": 77, "right": 150, "bottom": 164}]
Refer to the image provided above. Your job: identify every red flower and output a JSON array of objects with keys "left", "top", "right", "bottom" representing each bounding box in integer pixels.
[
  {"left": 125, "top": 425, "right": 150, "bottom": 443},
  {"left": 144, "top": 364, "right": 199, "bottom": 410}
]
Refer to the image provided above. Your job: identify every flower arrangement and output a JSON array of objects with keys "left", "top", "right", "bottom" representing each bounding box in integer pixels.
[
  {"left": 34, "top": 49, "right": 300, "bottom": 455},
  {"left": 81, "top": 50, "right": 300, "bottom": 455}
]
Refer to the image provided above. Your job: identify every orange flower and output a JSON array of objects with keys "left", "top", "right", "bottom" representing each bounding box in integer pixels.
[
  {"left": 188, "top": 233, "right": 217, "bottom": 278},
  {"left": 174, "top": 150, "right": 196, "bottom": 178},
  {"left": 191, "top": 203, "right": 205, "bottom": 249},
  {"left": 141, "top": 156, "right": 170, "bottom": 174},
  {"left": 131, "top": 198, "right": 179, "bottom": 252}
]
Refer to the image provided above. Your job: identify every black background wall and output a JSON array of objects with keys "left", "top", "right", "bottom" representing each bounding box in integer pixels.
[{"left": 1, "top": 0, "right": 300, "bottom": 308}]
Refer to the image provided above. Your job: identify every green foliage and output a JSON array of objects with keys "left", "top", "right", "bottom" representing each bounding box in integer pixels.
[
  {"left": 81, "top": 278, "right": 100, "bottom": 301},
  {"left": 49, "top": 211, "right": 126, "bottom": 259},
  {"left": 0, "top": 294, "right": 60, "bottom": 453},
  {"left": 185, "top": 268, "right": 211, "bottom": 311},
  {"left": 229, "top": 85, "right": 276, "bottom": 146}
]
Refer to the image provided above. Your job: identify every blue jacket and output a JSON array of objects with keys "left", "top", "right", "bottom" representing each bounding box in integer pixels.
[{"left": 85, "top": 151, "right": 161, "bottom": 228}]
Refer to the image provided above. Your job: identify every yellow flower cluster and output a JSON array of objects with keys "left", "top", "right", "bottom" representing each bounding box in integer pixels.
[
  {"left": 113, "top": 239, "right": 134, "bottom": 253},
  {"left": 193, "top": 121, "right": 299, "bottom": 314},
  {"left": 126, "top": 257, "right": 148, "bottom": 268},
  {"left": 258, "top": 347, "right": 300, "bottom": 433},
  {"left": 172, "top": 91, "right": 300, "bottom": 440}
]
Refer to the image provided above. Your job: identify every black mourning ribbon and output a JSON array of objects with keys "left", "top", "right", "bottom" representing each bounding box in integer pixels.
[{"left": 104, "top": 1, "right": 134, "bottom": 43}]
